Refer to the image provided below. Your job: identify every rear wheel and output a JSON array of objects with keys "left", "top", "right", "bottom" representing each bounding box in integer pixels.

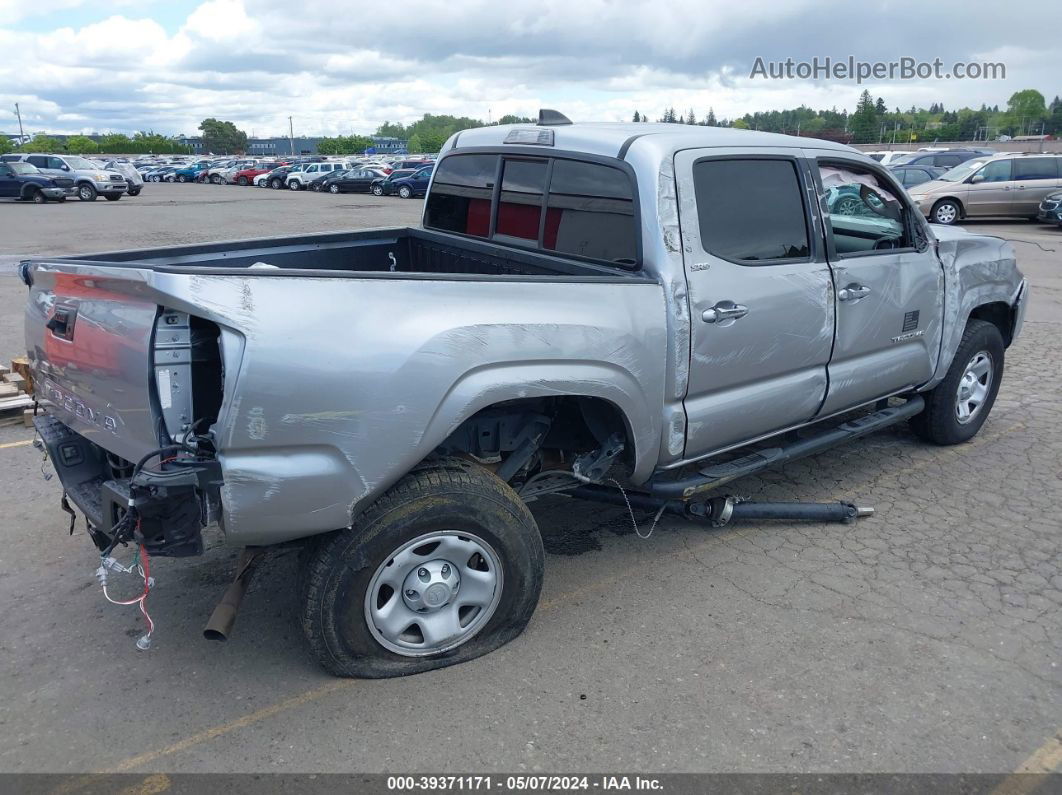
[
  {"left": 300, "top": 458, "right": 544, "bottom": 678},
  {"left": 911, "top": 319, "right": 1004, "bottom": 445},
  {"left": 237, "top": 176, "right": 248, "bottom": 186},
  {"left": 329, "top": 184, "right": 341, "bottom": 194},
  {"left": 77, "top": 183, "right": 98, "bottom": 201},
  {"left": 270, "top": 178, "right": 283, "bottom": 189},
  {"left": 128, "top": 189, "right": 141, "bottom": 196},
  {"left": 289, "top": 181, "right": 301, "bottom": 190},
  {"left": 177, "top": 175, "right": 188, "bottom": 183},
  {"left": 29, "top": 188, "right": 46, "bottom": 204},
  {"left": 104, "top": 194, "right": 121, "bottom": 201},
  {"left": 310, "top": 183, "right": 321, "bottom": 192},
  {"left": 398, "top": 185, "right": 412, "bottom": 199},
  {"left": 931, "top": 199, "right": 961, "bottom": 225}
]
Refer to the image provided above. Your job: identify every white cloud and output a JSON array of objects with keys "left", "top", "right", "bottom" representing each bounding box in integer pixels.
[{"left": 1, "top": 0, "right": 1058, "bottom": 137}]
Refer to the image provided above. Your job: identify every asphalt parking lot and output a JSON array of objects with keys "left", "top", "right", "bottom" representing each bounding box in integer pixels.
[{"left": 0, "top": 184, "right": 1059, "bottom": 776}]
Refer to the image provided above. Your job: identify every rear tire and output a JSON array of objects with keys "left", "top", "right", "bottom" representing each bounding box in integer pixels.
[
  {"left": 289, "top": 181, "right": 301, "bottom": 190},
  {"left": 105, "top": 194, "right": 121, "bottom": 201},
  {"left": 300, "top": 457, "right": 544, "bottom": 678},
  {"left": 177, "top": 175, "right": 188, "bottom": 183},
  {"left": 237, "top": 176, "right": 248, "bottom": 186},
  {"left": 29, "top": 189, "right": 46, "bottom": 204},
  {"left": 910, "top": 319, "right": 1004, "bottom": 445},
  {"left": 270, "top": 178, "right": 283, "bottom": 189},
  {"left": 398, "top": 185, "right": 412, "bottom": 199},
  {"left": 329, "top": 184, "right": 341, "bottom": 194}
]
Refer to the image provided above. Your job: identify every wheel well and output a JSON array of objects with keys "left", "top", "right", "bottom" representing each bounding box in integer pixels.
[
  {"left": 969, "top": 302, "right": 1014, "bottom": 346},
  {"left": 435, "top": 396, "right": 634, "bottom": 484}
]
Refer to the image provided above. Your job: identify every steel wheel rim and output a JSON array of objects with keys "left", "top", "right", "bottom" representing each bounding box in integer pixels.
[
  {"left": 935, "top": 203, "right": 957, "bottom": 223},
  {"left": 364, "top": 530, "right": 503, "bottom": 657},
  {"left": 955, "top": 350, "right": 992, "bottom": 425}
]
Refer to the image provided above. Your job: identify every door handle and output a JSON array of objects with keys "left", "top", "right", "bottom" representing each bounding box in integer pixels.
[
  {"left": 702, "top": 301, "right": 749, "bottom": 323},
  {"left": 837, "top": 284, "right": 871, "bottom": 302}
]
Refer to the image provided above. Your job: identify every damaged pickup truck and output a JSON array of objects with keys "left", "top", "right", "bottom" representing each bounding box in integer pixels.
[{"left": 22, "top": 111, "right": 1027, "bottom": 677}]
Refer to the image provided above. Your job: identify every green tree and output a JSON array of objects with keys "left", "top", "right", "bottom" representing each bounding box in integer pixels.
[
  {"left": 850, "top": 89, "right": 879, "bottom": 143},
  {"left": 198, "top": 118, "right": 248, "bottom": 154},
  {"left": 406, "top": 133, "right": 423, "bottom": 153},
  {"left": 19, "top": 135, "right": 60, "bottom": 153},
  {"left": 632, "top": 110, "right": 641, "bottom": 122},
  {"left": 0, "top": 137, "right": 14, "bottom": 154},
  {"left": 496, "top": 114, "right": 534, "bottom": 125},
  {"left": 1006, "top": 89, "right": 1046, "bottom": 118},
  {"left": 65, "top": 135, "right": 99, "bottom": 154},
  {"left": 99, "top": 133, "right": 133, "bottom": 153}
]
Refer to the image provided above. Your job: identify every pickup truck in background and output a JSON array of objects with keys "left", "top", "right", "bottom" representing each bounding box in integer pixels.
[{"left": 22, "top": 112, "right": 1026, "bottom": 678}]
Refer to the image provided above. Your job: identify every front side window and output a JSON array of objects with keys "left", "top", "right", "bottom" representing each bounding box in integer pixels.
[
  {"left": 423, "top": 154, "right": 496, "bottom": 238},
  {"left": 1014, "top": 158, "right": 1059, "bottom": 180},
  {"left": 819, "top": 163, "right": 910, "bottom": 255},
  {"left": 694, "top": 159, "right": 809, "bottom": 263},
  {"left": 978, "top": 160, "right": 1012, "bottom": 182}
]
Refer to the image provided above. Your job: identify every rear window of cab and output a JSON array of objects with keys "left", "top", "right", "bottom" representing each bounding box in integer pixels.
[{"left": 424, "top": 153, "right": 639, "bottom": 269}]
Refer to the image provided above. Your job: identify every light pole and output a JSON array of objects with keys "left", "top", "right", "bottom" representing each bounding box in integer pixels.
[
  {"left": 14, "top": 102, "right": 25, "bottom": 143},
  {"left": 288, "top": 116, "right": 295, "bottom": 156}
]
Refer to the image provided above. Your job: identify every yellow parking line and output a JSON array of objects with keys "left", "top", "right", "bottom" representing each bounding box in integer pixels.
[
  {"left": 86, "top": 416, "right": 1027, "bottom": 774},
  {"left": 0, "top": 439, "right": 33, "bottom": 449},
  {"left": 992, "top": 731, "right": 1062, "bottom": 795}
]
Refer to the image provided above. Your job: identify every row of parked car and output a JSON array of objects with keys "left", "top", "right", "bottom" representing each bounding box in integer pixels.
[
  {"left": 0, "top": 152, "right": 144, "bottom": 202},
  {"left": 135, "top": 155, "right": 437, "bottom": 198}
]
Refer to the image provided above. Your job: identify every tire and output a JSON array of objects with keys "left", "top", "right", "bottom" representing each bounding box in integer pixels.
[
  {"left": 151, "top": 175, "right": 161, "bottom": 183},
  {"left": 329, "top": 184, "right": 340, "bottom": 194},
  {"left": 270, "top": 178, "right": 283, "bottom": 189},
  {"left": 910, "top": 319, "right": 1004, "bottom": 445},
  {"left": 300, "top": 457, "right": 544, "bottom": 678},
  {"left": 29, "top": 189, "right": 46, "bottom": 204},
  {"left": 398, "top": 185, "right": 412, "bottom": 199},
  {"left": 289, "top": 181, "right": 301, "bottom": 191},
  {"left": 371, "top": 185, "right": 383, "bottom": 196},
  {"left": 177, "top": 175, "right": 188, "bottom": 183},
  {"left": 310, "top": 183, "right": 321, "bottom": 192},
  {"left": 211, "top": 175, "right": 223, "bottom": 184},
  {"left": 237, "top": 176, "right": 248, "bottom": 186},
  {"left": 930, "top": 199, "right": 961, "bottom": 225},
  {"left": 128, "top": 189, "right": 140, "bottom": 196},
  {"left": 105, "top": 194, "right": 121, "bottom": 201},
  {"left": 77, "top": 183, "right": 98, "bottom": 201}
]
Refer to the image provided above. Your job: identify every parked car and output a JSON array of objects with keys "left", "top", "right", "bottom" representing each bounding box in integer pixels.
[
  {"left": 4, "top": 153, "right": 126, "bottom": 201},
  {"left": 315, "top": 168, "right": 388, "bottom": 194},
  {"left": 888, "top": 164, "right": 947, "bottom": 188},
  {"left": 144, "top": 167, "right": 176, "bottom": 182},
  {"left": 389, "top": 165, "right": 434, "bottom": 198},
  {"left": 0, "top": 160, "right": 76, "bottom": 202},
  {"left": 235, "top": 163, "right": 282, "bottom": 186},
  {"left": 171, "top": 163, "right": 211, "bottom": 183},
  {"left": 370, "top": 168, "right": 417, "bottom": 196},
  {"left": 907, "top": 153, "right": 1062, "bottom": 224},
  {"left": 286, "top": 161, "right": 355, "bottom": 190},
  {"left": 390, "top": 158, "right": 434, "bottom": 172},
  {"left": 1037, "top": 190, "right": 1062, "bottom": 227},
  {"left": 889, "top": 149, "right": 995, "bottom": 170},
  {"left": 864, "top": 150, "right": 915, "bottom": 165},
  {"left": 103, "top": 161, "right": 145, "bottom": 196},
  {"left": 21, "top": 119, "right": 1026, "bottom": 678}
]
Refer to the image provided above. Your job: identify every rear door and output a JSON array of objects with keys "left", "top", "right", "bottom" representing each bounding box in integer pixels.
[
  {"left": 809, "top": 154, "right": 944, "bottom": 414},
  {"left": 675, "top": 149, "right": 834, "bottom": 458},
  {"left": 1012, "top": 157, "right": 1062, "bottom": 215}
]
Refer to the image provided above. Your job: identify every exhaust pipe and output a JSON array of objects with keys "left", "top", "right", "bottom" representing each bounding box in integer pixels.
[{"left": 203, "top": 548, "right": 265, "bottom": 641}]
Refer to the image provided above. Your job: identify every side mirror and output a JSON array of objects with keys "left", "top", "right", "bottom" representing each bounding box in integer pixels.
[
  {"left": 969, "top": 174, "right": 985, "bottom": 184},
  {"left": 62, "top": 165, "right": 70, "bottom": 171}
]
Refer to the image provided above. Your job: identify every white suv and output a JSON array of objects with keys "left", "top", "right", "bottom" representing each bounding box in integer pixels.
[{"left": 286, "top": 161, "right": 355, "bottom": 190}]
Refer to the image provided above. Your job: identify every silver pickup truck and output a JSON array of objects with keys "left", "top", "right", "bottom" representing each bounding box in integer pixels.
[{"left": 22, "top": 112, "right": 1027, "bottom": 677}]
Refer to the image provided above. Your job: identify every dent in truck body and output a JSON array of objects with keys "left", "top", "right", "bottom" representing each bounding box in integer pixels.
[{"left": 924, "top": 225, "right": 1023, "bottom": 392}]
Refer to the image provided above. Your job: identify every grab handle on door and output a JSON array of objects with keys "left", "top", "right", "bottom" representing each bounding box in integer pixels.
[
  {"left": 702, "top": 301, "right": 749, "bottom": 323},
  {"left": 837, "top": 284, "right": 871, "bottom": 303}
]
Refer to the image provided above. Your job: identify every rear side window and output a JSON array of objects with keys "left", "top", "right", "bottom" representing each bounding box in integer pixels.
[
  {"left": 424, "top": 154, "right": 496, "bottom": 238},
  {"left": 1014, "top": 158, "right": 1059, "bottom": 180},
  {"left": 693, "top": 159, "right": 810, "bottom": 263}
]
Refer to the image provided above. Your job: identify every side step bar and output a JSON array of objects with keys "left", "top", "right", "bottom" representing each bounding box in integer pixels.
[{"left": 648, "top": 396, "right": 925, "bottom": 499}]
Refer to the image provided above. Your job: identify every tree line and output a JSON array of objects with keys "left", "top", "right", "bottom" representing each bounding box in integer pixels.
[
  {"left": 633, "top": 89, "right": 1062, "bottom": 144},
  {"left": 0, "top": 131, "right": 192, "bottom": 155}
]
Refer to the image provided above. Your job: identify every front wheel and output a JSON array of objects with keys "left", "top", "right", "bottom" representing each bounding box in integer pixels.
[
  {"left": 931, "top": 199, "right": 961, "bottom": 225},
  {"left": 270, "top": 178, "right": 283, "bottom": 189},
  {"left": 289, "top": 181, "right": 300, "bottom": 190},
  {"left": 910, "top": 319, "right": 1004, "bottom": 445},
  {"left": 77, "top": 183, "right": 98, "bottom": 201},
  {"left": 329, "top": 184, "right": 341, "bottom": 194},
  {"left": 29, "top": 189, "right": 46, "bottom": 204},
  {"left": 371, "top": 185, "right": 383, "bottom": 196},
  {"left": 128, "top": 189, "right": 140, "bottom": 196},
  {"left": 398, "top": 185, "right": 412, "bottom": 199},
  {"left": 177, "top": 175, "right": 188, "bottom": 183},
  {"left": 299, "top": 458, "right": 544, "bottom": 678}
]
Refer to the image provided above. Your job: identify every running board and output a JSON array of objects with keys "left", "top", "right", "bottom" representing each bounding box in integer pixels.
[{"left": 648, "top": 396, "right": 925, "bottom": 499}]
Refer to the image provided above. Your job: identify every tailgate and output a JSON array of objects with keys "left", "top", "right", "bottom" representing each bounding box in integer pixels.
[{"left": 25, "top": 264, "right": 162, "bottom": 463}]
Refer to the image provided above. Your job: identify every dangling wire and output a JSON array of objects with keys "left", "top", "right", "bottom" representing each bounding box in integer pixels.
[{"left": 98, "top": 537, "right": 154, "bottom": 650}]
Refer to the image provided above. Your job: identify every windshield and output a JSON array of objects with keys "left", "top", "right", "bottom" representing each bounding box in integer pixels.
[
  {"left": 938, "top": 160, "right": 987, "bottom": 182},
  {"left": 63, "top": 156, "right": 98, "bottom": 170},
  {"left": 10, "top": 162, "right": 40, "bottom": 175}
]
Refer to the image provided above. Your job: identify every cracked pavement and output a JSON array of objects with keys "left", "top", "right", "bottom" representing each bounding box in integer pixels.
[{"left": 0, "top": 193, "right": 1058, "bottom": 774}]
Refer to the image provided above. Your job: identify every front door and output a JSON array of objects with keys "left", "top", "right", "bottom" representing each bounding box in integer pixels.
[
  {"left": 965, "top": 158, "right": 1013, "bottom": 216},
  {"left": 809, "top": 154, "right": 944, "bottom": 415},
  {"left": 676, "top": 149, "right": 834, "bottom": 459}
]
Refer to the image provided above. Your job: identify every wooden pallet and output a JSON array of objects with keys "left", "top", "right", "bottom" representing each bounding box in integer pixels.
[{"left": 0, "top": 358, "right": 40, "bottom": 428}]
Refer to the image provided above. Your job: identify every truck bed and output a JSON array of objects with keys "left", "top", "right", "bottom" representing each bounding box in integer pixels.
[{"left": 47, "top": 226, "right": 640, "bottom": 281}]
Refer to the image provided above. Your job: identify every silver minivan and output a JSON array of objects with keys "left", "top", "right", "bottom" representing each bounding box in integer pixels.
[
  {"left": 908, "top": 153, "right": 1062, "bottom": 224},
  {"left": 2, "top": 153, "right": 127, "bottom": 201}
]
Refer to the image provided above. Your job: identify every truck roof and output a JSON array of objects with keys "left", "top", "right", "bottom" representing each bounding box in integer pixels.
[{"left": 449, "top": 122, "right": 859, "bottom": 160}]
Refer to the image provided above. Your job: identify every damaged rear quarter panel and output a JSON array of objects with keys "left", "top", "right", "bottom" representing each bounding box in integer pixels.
[{"left": 157, "top": 274, "right": 667, "bottom": 545}]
